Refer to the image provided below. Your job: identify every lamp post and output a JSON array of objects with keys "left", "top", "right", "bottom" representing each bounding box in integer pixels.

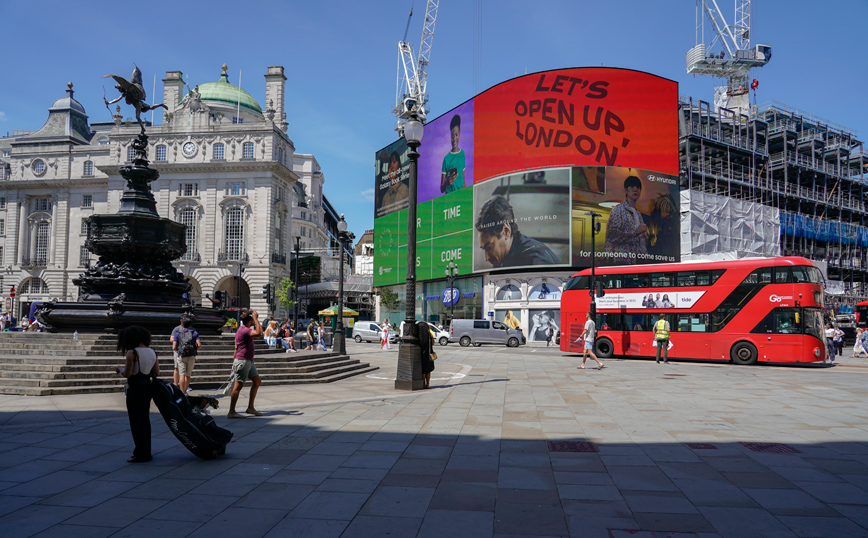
[
  {"left": 293, "top": 236, "right": 300, "bottom": 332},
  {"left": 585, "top": 211, "right": 602, "bottom": 319},
  {"left": 445, "top": 261, "right": 459, "bottom": 330},
  {"left": 396, "top": 115, "right": 424, "bottom": 391},
  {"left": 334, "top": 214, "right": 354, "bottom": 355},
  {"left": 236, "top": 261, "right": 244, "bottom": 310}
]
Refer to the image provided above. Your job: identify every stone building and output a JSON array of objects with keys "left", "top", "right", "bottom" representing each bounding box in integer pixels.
[{"left": 0, "top": 64, "right": 351, "bottom": 323}]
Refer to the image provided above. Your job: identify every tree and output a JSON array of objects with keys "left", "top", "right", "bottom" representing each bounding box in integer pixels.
[
  {"left": 276, "top": 278, "right": 295, "bottom": 311},
  {"left": 379, "top": 287, "right": 400, "bottom": 317}
]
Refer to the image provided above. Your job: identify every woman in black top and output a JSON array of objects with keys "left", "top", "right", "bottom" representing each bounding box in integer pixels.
[
  {"left": 417, "top": 321, "right": 436, "bottom": 389},
  {"left": 115, "top": 326, "right": 160, "bottom": 463}
]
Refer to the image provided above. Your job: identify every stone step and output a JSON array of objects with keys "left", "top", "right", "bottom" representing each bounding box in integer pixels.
[{"left": 0, "top": 354, "right": 341, "bottom": 372}]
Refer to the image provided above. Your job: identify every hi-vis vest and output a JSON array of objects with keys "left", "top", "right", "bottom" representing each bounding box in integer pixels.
[{"left": 655, "top": 319, "right": 670, "bottom": 339}]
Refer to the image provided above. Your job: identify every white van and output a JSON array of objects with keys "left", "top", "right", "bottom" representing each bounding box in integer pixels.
[{"left": 449, "top": 319, "right": 526, "bottom": 347}]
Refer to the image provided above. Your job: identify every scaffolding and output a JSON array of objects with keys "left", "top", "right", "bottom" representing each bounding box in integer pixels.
[{"left": 680, "top": 97, "right": 868, "bottom": 306}]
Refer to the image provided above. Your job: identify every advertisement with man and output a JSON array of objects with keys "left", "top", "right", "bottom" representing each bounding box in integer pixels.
[
  {"left": 572, "top": 167, "right": 679, "bottom": 267},
  {"left": 375, "top": 138, "right": 410, "bottom": 219},
  {"left": 472, "top": 168, "right": 571, "bottom": 272}
]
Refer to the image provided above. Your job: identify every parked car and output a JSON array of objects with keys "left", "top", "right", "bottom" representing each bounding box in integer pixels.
[
  {"left": 353, "top": 321, "right": 383, "bottom": 343},
  {"left": 448, "top": 319, "right": 526, "bottom": 347},
  {"left": 425, "top": 322, "right": 450, "bottom": 346}
]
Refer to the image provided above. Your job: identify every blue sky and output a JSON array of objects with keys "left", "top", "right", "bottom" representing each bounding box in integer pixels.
[{"left": 1, "top": 0, "right": 865, "bottom": 239}]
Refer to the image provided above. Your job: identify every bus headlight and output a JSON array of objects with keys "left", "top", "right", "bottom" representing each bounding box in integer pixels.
[{"left": 814, "top": 348, "right": 821, "bottom": 357}]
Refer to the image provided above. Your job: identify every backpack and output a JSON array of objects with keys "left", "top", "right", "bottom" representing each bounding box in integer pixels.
[{"left": 178, "top": 328, "right": 198, "bottom": 357}]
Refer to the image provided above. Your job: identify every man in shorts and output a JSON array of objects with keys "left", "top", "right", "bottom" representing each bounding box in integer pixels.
[
  {"left": 576, "top": 311, "right": 605, "bottom": 370},
  {"left": 172, "top": 316, "right": 200, "bottom": 393},
  {"left": 228, "top": 309, "right": 264, "bottom": 418},
  {"left": 170, "top": 316, "right": 184, "bottom": 386}
]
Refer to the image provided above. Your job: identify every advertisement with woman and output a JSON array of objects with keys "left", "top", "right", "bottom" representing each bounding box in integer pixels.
[
  {"left": 375, "top": 138, "right": 410, "bottom": 219},
  {"left": 529, "top": 309, "right": 560, "bottom": 343}
]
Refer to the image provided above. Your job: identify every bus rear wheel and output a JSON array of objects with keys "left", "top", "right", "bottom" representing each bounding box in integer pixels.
[
  {"left": 731, "top": 342, "right": 758, "bottom": 365},
  {"left": 595, "top": 338, "right": 614, "bottom": 358}
]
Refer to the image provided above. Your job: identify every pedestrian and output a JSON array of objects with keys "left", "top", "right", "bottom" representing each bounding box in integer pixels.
[
  {"left": 381, "top": 319, "right": 391, "bottom": 350},
  {"left": 575, "top": 311, "right": 605, "bottom": 370},
  {"left": 833, "top": 324, "right": 845, "bottom": 356},
  {"left": 227, "top": 309, "right": 264, "bottom": 418},
  {"left": 115, "top": 325, "right": 159, "bottom": 463},
  {"left": 264, "top": 319, "right": 279, "bottom": 347},
  {"left": 824, "top": 323, "right": 836, "bottom": 362},
  {"left": 654, "top": 312, "right": 670, "bottom": 364},
  {"left": 172, "top": 316, "right": 200, "bottom": 394},
  {"left": 305, "top": 321, "right": 315, "bottom": 350},
  {"left": 279, "top": 320, "right": 297, "bottom": 353},
  {"left": 417, "top": 320, "right": 435, "bottom": 389},
  {"left": 169, "top": 316, "right": 184, "bottom": 386},
  {"left": 317, "top": 321, "right": 327, "bottom": 351},
  {"left": 853, "top": 328, "right": 866, "bottom": 358}
]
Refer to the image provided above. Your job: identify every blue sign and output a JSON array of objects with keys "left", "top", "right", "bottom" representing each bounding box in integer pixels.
[{"left": 442, "top": 288, "right": 460, "bottom": 306}]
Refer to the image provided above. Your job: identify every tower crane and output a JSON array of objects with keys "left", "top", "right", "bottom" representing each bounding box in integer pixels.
[
  {"left": 685, "top": 0, "right": 771, "bottom": 114},
  {"left": 393, "top": 0, "right": 440, "bottom": 132}
]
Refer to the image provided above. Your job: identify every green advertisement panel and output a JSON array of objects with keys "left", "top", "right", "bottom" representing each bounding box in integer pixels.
[
  {"left": 432, "top": 187, "right": 473, "bottom": 237},
  {"left": 373, "top": 209, "right": 407, "bottom": 288},
  {"left": 430, "top": 230, "right": 474, "bottom": 278}
]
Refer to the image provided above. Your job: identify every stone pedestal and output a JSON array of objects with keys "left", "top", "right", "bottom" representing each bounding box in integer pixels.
[{"left": 395, "top": 334, "right": 424, "bottom": 391}]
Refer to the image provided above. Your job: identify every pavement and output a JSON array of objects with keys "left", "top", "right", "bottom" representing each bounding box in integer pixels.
[{"left": 1, "top": 342, "right": 867, "bottom": 538}]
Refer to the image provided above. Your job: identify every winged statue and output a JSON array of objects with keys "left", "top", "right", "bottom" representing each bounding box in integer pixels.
[{"left": 103, "top": 65, "right": 168, "bottom": 134}]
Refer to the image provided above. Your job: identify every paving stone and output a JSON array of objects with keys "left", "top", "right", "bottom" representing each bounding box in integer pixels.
[
  {"left": 290, "top": 491, "right": 369, "bottom": 520},
  {"left": 38, "top": 479, "right": 138, "bottom": 507},
  {"left": 441, "top": 469, "right": 498, "bottom": 483},
  {"left": 796, "top": 481, "right": 868, "bottom": 505},
  {"left": 359, "top": 485, "right": 436, "bottom": 518},
  {"left": 721, "top": 471, "right": 798, "bottom": 489},
  {"left": 429, "top": 482, "right": 496, "bottom": 511},
  {"left": 340, "top": 515, "right": 423, "bottom": 538},
  {"left": 608, "top": 465, "right": 679, "bottom": 491},
  {"left": 494, "top": 501, "right": 568, "bottom": 536},
  {"left": 776, "top": 515, "right": 868, "bottom": 538},
  {"left": 743, "top": 487, "right": 838, "bottom": 516},
  {"left": 2, "top": 469, "right": 104, "bottom": 497},
  {"left": 0, "top": 505, "right": 88, "bottom": 538},
  {"left": 64, "top": 497, "right": 167, "bottom": 528},
  {"left": 185, "top": 506, "right": 287, "bottom": 538},
  {"left": 674, "top": 478, "right": 758, "bottom": 508},
  {"left": 262, "top": 517, "right": 348, "bottom": 538},
  {"left": 624, "top": 491, "right": 700, "bottom": 514},
  {"left": 418, "top": 509, "right": 494, "bottom": 538},
  {"left": 30, "top": 523, "right": 116, "bottom": 538},
  {"left": 699, "top": 506, "right": 799, "bottom": 538},
  {"left": 0, "top": 494, "right": 42, "bottom": 517},
  {"left": 144, "top": 494, "right": 238, "bottom": 523},
  {"left": 234, "top": 481, "right": 316, "bottom": 510}
]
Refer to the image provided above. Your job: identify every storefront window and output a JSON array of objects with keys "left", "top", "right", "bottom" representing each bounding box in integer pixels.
[
  {"left": 423, "top": 277, "right": 483, "bottom": 324},
  {"left": 529, "top": 283, "right": 560, "bottom": 301}
]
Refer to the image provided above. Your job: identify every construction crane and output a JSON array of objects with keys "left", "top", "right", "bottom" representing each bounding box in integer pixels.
[
  {"left": 393, "top": 0, "right": 440, "bottom": 132},
  {"left": 685, "top": 0, "right": 771, "bottom": 114}
]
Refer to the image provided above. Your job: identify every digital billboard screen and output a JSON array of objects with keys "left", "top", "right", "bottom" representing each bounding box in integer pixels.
[{"left": 374, "top": 67, "right": 679, "bottom": 288}]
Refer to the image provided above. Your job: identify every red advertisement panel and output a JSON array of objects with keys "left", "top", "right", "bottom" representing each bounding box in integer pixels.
[{"left": 474, "top": 68, "right": 678, "bottom": 182}]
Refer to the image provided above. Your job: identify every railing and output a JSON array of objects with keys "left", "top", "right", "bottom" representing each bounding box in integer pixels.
[
  {"left": 217, "top": 251, "right": 249, "bottom": 263},
  {"left": 271, "top": 252, "right": 286, "bottom": 265},
  {"left": 21, "top": 257, "right": 48, "bottom": 267},
  {"left": 180, "top": 251, "right": 201, "bottom": 263}
]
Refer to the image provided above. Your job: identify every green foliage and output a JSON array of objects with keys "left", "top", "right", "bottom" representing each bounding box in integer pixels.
[
  {"left": 379, "top": 287, "right": 400, "bottom": 315},
  {"left": 276, "top": 278, "right": 295, "bottom": 309}
]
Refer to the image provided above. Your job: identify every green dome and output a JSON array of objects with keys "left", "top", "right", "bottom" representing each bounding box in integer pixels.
[{"left": 192, "top": 70, "right": 262, "bottom": 115}]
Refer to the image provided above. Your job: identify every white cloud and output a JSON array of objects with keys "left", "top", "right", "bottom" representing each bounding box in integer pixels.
[
  {"left": 0, "top": 111, "right": 7, "bottom": 121},
  {"left": 361, "top": 188, "right": 375, "bottom": 202}
]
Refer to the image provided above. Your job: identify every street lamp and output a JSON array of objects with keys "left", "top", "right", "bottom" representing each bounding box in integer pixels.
[
  {"left": 585, "top": 211, "right": 602, "bottom": 319},
  {"left": 445, "top": 261, "right": 459, "bottom": 330},
  {"left": 293, "top": 236, "right": 300, "bottom": 332},
  {"left": 396, "top": 115, "right": 424, "bottom": 391},
  {"left": 334, "top": 214, "right": 354, "bottom": 355}
]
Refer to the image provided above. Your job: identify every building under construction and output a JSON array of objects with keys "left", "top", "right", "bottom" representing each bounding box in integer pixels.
[{"left": 679, "top": 97, "right": 868, "bottom": 308}]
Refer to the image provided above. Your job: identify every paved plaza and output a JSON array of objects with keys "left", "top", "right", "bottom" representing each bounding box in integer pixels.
[{"left": 0, "top": 342, "right": 867, "bottom": 538}]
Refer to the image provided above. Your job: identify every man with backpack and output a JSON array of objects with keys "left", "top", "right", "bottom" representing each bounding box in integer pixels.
[{"left": 172, "top": 316, "right": 201, "bottom": 393}]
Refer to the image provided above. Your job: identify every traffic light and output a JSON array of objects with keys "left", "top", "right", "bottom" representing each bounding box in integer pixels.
[
  {"left": 261, "top": 284, "right": 270, "bottom": 301},
  {"left": 595, "top": 281, "right": 605, "bottom": 297}
]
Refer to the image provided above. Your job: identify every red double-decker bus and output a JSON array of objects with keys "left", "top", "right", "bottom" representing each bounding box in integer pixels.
[{"left": 560, "top": 257, "right": 826, "bottom": 364}]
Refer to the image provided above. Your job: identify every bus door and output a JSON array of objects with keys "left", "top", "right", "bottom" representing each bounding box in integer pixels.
[
  {"left": 673, "top": 313, "right": 710, "bottom": 359},
  {"left": 751, "top": 307, "right": 803, "bottom": 361},
  {"left": 622, "top": 313, "right": 651, "bottom": 356}
]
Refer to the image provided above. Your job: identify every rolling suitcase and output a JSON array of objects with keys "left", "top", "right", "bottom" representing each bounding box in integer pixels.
[{"left": 151, "top": 379, "right": 233, "bottom": 460}]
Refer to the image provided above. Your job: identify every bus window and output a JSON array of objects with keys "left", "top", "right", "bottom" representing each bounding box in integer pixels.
[
  {"left": 602, "top": 275, "right": 623, "bottom": 289},
  {"left": 711, "top": 307, "right": 738, "bottom": 332},
  {"left": 791, "top": 266, "right": 809, "bottom": 283},
  {"left": 743, "top": 267, "right": 773, "bottom": 285},
  {"left": 598, "top": 313, "right": 622, "bottom": 331},
  {"left": 650, "top": 273, "right": 675, "bottom": 287},
  {"left": 774, "top": 267, "right": 793, "bottom": 284},
  {"left": 625, "top": 314, "right": 649, "bottom": 331},
  {"left": 710, "top": 269, "right": 725, "bottom": 284},
  {"left": 565, "top": 276, "right": 590, "bottom": 291},
  {"left": 677, "top": 271, "right": 697, "bottom": 287},
  {"left": 804, "top": 308, "right": 824, "bottom": 340},
  {"left": 676, "top": 313, "right": 708, "bottom": 332},
  {"left": 775, "top": 308, "right": 801, "bottom": 334},
  {"left": 806, "top": 267, "right": 823, "bottom": 284}
]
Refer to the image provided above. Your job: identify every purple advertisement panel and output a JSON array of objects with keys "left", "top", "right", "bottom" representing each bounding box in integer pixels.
[{"left": 417, "top": 100, "right": 475, "bottom": 204}]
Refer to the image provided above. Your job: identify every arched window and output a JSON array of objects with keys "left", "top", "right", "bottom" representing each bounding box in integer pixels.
[
  {"left": 33, "top": 160, "right": 46, "bottom": 176},
  {"left": 213, "top": 143, "right": 225, "bottom": 160},
  {"left": 242, "top": 142, "right": 254, "bottom": 159},
  {"left": 179, "top": 207, "right": 198, "bottom": 261},
  {"left": 224, "top": 206, "right": 245, "bottom": 260},
  {"left": 97, "top": 136, "right": 110, "bottom": 145},
  {"left": 496, "top": 284, "right": 521, "bottom": 301},
  {"left": 529, "top": 283, "right": 561, "bottom": 301},
  {"left": 83, "top": 160, "right": 94, "bottom": 176},
  {"left": 126, "top": 146, "right": 135, "bottom": 162},
  {"left": 155, "top": 145, "right": 167, "bottom": 161},
  {"left": 22, "top": 278, "right": 49, "bottom": 294}
]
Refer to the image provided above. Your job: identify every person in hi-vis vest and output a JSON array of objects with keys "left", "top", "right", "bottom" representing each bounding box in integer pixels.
[{"left": 654, "top": 313, "right": 670, "bottom": 364}]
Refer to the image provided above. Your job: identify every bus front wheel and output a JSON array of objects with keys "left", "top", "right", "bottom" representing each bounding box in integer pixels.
[
  {"left": 595, "top": 338, "right": 614, "bottom": 358},
  {"left": 731, "top": 342, "right": 758, "bottom": 365}
]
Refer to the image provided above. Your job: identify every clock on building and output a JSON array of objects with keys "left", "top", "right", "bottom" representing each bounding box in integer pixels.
[{"left": 182, "top": 141, "right": 197, "bottom": 157}]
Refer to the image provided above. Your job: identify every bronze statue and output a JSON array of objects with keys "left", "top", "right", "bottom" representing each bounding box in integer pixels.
[{"left": 103, "top": 65, "right": 167, "bottom": 133}]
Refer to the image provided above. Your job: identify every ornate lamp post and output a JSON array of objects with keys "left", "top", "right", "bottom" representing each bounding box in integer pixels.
[
  {"left": 293, "top": 236, "right": 300, "bottom": 332},
  {"left": 445, "top": 261, "right": 459, "bottom": 329},
  {"left": 585, "top": 211, "right": 602, "bottom": 319},
  {"left": 334, "top": 215, "right": 354, "bottom": 355},
  {"left": 396, "top": 116, "right": 424, "bottom": 390}
]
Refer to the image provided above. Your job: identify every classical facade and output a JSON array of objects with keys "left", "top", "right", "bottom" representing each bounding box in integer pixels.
[{"left": 0, "top": 64, "right": 350, "bottom": 322}]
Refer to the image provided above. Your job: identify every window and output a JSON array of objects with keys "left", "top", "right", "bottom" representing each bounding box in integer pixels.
[
  {"left": 675, "top": 313, "right": 709, "bottom": 333},
  {"left": 178, "top": 183, "right": 199, "bottom": 197},
  {"left": 0, "top": 196, "right": 5, "bottom": 209},
  {"left": 97, "top": 136, "right": 110, "bottom": 145},
  {"left": 473, "top": 321, "right": 489, "bottom": 329},
  {"left": 232, "top": 117, "right": 244, "bottom": 124},
  {"left": 126, "top": 146, "right": 135, "bottom": 162},
  {"left": 0, "top": 219, "right": 4, "bottom": 235},
  {"left": 564, "top": 275, "right": 590, "bottom": 291},
  {"left": 598, "top": 313, "right": 623, "bottom": 331},
  {"left": 213, "top": 143, "right": 225, "bottom": 160},
  {"left": 179, "top": 207, "right": 197, "bottom": 260},
  {"left": 792, "top": 266, "right": 809, "bottom": 283},
  {"left": 274, "top": 214, "right": 283, "bottom": 255},
  {"left": 242, "top": 142, "right": 254, "bottom": 159},
  {"left": 155, "top": 145, "right": 167, "bottom": 161},
  {"left": 1, "top": 149, "right": 9, "bottom": 157},
  {"left": 650, "top": 273, "right": 676, "bottom": 287},
  {"left": 496, "top": 285, "right": 521, "bottom": 300},
  {"left": 33, "top": 160, "right": 46, "bottom": 175},
  {"left": 34, "top": 198, "right": 50, "bottom": 212},
  {"left": 806, "top": 267, "right": 823, "bottom": 284},
  {"left": 35, "top": 222, "right": 50, "bottom": 262},
  {"left": 83, "top": 160, "right": 94, "bottom": 176},
  {"left": 80, "top": 246, "right": 90, "bottom": 266},
  {"left": 625, "top": 314, "right": 649, "bottom": 331},
  {"left": 301, "top": 211, "right": 307, "bottom": 221},
  {"left": 492, "top": 321, "right": 507, "bottom": 330},
  {"left": 301, "top": 226, "right": 306, "bottom": 237},
  {"left": 752, "top": 307, "right": 802, "bottom": 335},
  {"left": 774, "top": 267, "right": 793, "bottom": 284},
  {"left": 224, "top": 206, "right": 244, "bottom": 260},
  {"left": 277, "top": 147, "right": 284, "bottom": 164},
  {"left": 225, "top": 182, "right": 246, "bottom": 196},
  {"left": 82, "top": 195, "right": 92, "bottom": 208},
  {"left": 80, "top": 219, "right": 89, "bottom": 235},
  {"left": 743, "top": 267, "right": 773, "bottom": 285}
]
